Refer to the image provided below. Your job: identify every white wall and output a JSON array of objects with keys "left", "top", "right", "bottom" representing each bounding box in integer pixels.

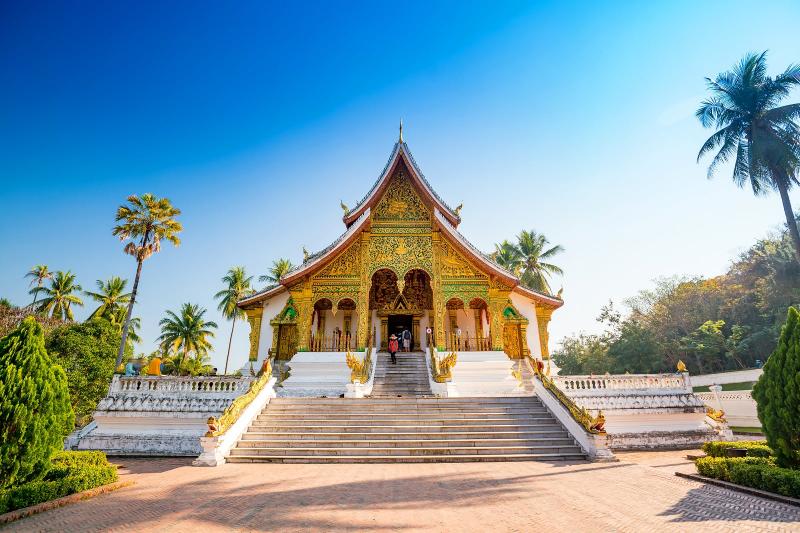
[
  {"left": 240, "top": 291, "right": 289, "bottom": 373},
  {"left": 509, "top": 292, "right": 542, "bottom": 359},
  {"left": 690, "top": 368, "right": 762, "bottom": 387}
]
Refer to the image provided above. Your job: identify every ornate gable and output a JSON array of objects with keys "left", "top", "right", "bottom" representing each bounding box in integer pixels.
[
  {"left": 372, "top": 166, "right": 430, "bottom": 223},
  {"left": 314, "top": 242, "right": 361, "bottom": 280}
]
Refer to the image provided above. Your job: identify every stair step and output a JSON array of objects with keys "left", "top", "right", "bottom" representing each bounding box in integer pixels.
[
  {"left": 241, "top": 430, "right": 570, "bottom": 439},
  {"left": 248, "top": 424, "right": 560, "bottom": 433},
  {"left": 229, "top": 445, "right": 583, "bottom": 456},
  {"left": 227, "top": 453, "right": 586, "bottom": 463},
  {"left": 237, "top": 438, "right": 577, "bottom": 448}
]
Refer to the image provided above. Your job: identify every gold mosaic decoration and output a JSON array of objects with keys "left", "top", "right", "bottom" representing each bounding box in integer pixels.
[{"left": 373, "top": 170, "right": 430, "bottom": 222}]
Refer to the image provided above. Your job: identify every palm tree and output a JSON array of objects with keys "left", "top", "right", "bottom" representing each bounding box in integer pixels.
[
  {"left": 697, "top": 52, "right": 800, "bottom": 264},
  {"left": 214, "top": 267, "right": 255, "bottom": 374},
  {"left": 25, "top": 265, "right": 53, "bottom": 307},
  {"left": 158, "top": 303, "right": 218, "bottom": 368},
  {"left": 112, "top": 193, "right": 183, "bottom": 368},
  {"left": 491, "top": 240, "right": 523, "bottom": 276},
  {"left": 515, "top": 230, "right": 564, "bottom": 295},
  {"left": 32, "top": 270, "right": 84, "bottom": 320},
  {"left": 259, "top": 258, "right": 295, "bottom": 284},
  {"left": 85, "top": 277, "right": 131, "bottom": 320}
]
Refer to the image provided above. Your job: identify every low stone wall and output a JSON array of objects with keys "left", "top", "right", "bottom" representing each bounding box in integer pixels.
[
  {"left": 696, "top": 390, "right": 759, "bottom": 427},
  {"left": 446, "top": 352, "right": 533, "bottom": 397},
  {"left": 69, "top": 375, "right": 253, "bottom": 456},
  {"left": 552, "top": 372, "right": 724, "bottom": 450},
  {"left": 690, "top": 368, "right": 762, "bottom": 388}
]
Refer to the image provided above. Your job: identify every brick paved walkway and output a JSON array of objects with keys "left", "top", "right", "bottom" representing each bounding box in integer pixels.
[{"left": 5, "top": 451, "right": 800, "bottom": 532}]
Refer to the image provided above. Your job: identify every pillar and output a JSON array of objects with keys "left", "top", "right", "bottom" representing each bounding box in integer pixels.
[
  {"left": 535, "top": 306, "right": 554, "bottom": 359},
  {"left": 245, "top": 307, "right": 263, "bottom": 362}
]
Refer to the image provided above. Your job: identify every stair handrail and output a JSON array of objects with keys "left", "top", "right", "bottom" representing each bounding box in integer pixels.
[
  {"left": 205, "top": 359, "right": 273, "bottom": 438},
  {"left": 527, "top": 357, "right": 605, "bottom": 434}
]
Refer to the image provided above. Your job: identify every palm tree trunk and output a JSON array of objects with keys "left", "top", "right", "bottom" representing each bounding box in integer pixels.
[
  {"left": 116, "top": 258, "right": 143, "bottom": 369},
  {"left": 776, "top": 178, "right": 800, "bottom": 265},
  {"left": 31, "top": 281, "right": 40, "bottom": 308},
  {"left": 224, "top": 314, "right": 237, "bottom": 374}
]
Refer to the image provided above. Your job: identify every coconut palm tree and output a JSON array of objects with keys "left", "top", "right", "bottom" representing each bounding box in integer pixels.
[
  {"left": 697, "top": 52, "right": 800, "bottom": 264},
  {"left": 491, "top": 240, "right": 523, "bottom": 276},
  {"left": 32, "top": 270, "right": 84, "bottom": 320},
  {"left": 85, "top": 277, "right": 131, "bottom": 320},
  {"left": 25, "top": 265, "right": 53, "bottom": 307},
  {"left": 258, "top": 258, "right": 295, "bottom": 284},
  {"left": 214, "top": 267, "right": 255, "bottom": 374},
  {"left": 158, "top": 303, "right": 217, "bottom": 367},
  {"left": 515, "top": 230, "right": 564, "bottom": 295},
  {"left": 112, "top": 193, "right": 182, "bottom": 368}
]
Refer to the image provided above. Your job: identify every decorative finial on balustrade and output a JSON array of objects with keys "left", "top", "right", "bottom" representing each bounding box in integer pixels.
[{"left": 676, "top": 360, "right": 687, "bottom": 373}]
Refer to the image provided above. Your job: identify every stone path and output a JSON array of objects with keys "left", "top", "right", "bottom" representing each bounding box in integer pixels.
[{"left": 5, "top": 451, "right": 800, "bottom": 532}]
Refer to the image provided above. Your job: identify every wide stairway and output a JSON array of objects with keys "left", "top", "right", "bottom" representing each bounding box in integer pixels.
[
  {"left": 370, "top": 351, "right": 432, "bottom": 397},
  {"left": 228, "top": 350, "right": 585, "bottom": 463}
]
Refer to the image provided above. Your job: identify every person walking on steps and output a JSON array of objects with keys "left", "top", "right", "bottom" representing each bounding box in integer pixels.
[
  {"left": 389, "top": 334, "right": 399, "bottom": 364},
  {"left": 402, "top": 328, "right": 411, "bottom": 352}
]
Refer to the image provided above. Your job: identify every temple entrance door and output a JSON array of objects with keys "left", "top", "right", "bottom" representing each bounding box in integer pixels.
[
  {"left": 388, "top": 315, "right": 413, "bottom": 349},
  {"left": 275, "top": 324, "right": 298, "bottom": 361}
]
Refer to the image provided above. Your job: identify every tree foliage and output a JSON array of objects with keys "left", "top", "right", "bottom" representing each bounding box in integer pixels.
[
  {"left": 492, "top": 230, "right": 564, "bottom": 295},
  {"left": 31, "top": 271, "right": 84, "bottom": 321},
  {"left": 158, "top": 303, "right": 217, "bottom": 366},
  {"left": 697, "top": 51, "right": 800, "bottom": 263},
  {"left": 45, "top": 318, "right": 123, "bottom": 427},
  {"left": 0, "top": 317, "right": 74, "bottom": 489},
  {"left": 752, "top": 307, "right": 800, "bottom": 469},
  {"left": 259, "top": 258, "right": 295, "bottom": 285},
  {"left": 553, "top": 229, "right": 800, "bottom": 374}
]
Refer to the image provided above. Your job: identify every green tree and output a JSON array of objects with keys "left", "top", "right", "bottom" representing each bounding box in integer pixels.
[
  {"left": 697, "top": 52, "right": 800, "bottom": 264},
  {"left": 516, "top": 230, "right": 564, "bottom": 294},
  {"left": 45, "top": 318, "right": 121, "bottom": 427},
  {"left": 214, "top": 267, "right": 254, "bottom": 374},
  {"left": 752, "top": 306, "right": 800, "bottom": 469},
  {"left": 112, "top": 193, "right": 183, "bottom": 368},
  {"left": 84, "top": 277, "right": 131, "bottom": 321},
  {"left": 24, "top": 265, "right": 53, "bottom": 307},
  {"left": 259, "top": 258, "right": 295, "bottom": 284},
  {"left": 31, "top": 271, "right": 84, "bottom": 321},
  {"left": 491, "top": 240, "right": 522, "bottom": 276},
  {"left": 158, "top": 303, "right": 217, "bottom": 369},
  {"left": 552, "top": 333, "right": 612, "bottom": 375},
  {"left": 0, "top": 317, "right": 74, "bottom": 489}
]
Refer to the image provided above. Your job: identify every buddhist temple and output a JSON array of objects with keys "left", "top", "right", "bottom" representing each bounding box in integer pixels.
[{"left": 237, "top": 129, "right": 564, "bottom": 370}]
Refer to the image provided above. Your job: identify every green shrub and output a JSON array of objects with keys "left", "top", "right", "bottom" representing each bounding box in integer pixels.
[
  {"left": 0, "top": 317, "right": 74, "bottom": 490},
  {"left": 0, "top": 451, "right": 117, "bottom": 514},
  {"left": 695, "top": 456, "right": 772, "bottom": 481},
  {"left": 702, "top": 441, "right": 773, "bottom": 458},
  {"left": 752, "top": 307, "right": 800, "bottom": 469},
  {"left": 728, "top": 462, "right": 800, "bottom": 498}
]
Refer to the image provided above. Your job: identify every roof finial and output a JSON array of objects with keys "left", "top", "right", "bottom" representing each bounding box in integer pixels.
[{"left": 399, "top": 118, "right": 404, "bottom": 143}]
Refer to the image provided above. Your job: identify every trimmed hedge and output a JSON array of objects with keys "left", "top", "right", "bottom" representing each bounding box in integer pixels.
[
  {"left": 0, "top": 451, "right": 117, "bottom": 514},
  {"left": 729, "top": 462, "right": 800, "bottom": 499},
  {"left": 695, "top": 456, "right": 772, "bottom": 482},
  {"left": 702, "top": 441, "right": 772, "bottom": 458}
]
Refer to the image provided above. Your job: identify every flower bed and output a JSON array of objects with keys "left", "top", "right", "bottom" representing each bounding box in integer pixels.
[
  {"left": 695, "top": 443, "right": 800, "bottom": 499},
  {"left": 0, "top": 451, "right": 117, "bottom": 514}
]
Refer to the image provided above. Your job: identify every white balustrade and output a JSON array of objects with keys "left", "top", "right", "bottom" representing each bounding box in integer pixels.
[
  {"left": 111, "top": 375, "right": 252, "bottom": 395},
  {"left": 551, "top": 373, "right": 691, "bottom": 395}
]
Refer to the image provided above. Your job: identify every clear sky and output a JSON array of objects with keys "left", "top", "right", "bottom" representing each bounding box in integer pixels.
[{"left": 1, "top": 1, "right": 799, "bottom": 371}]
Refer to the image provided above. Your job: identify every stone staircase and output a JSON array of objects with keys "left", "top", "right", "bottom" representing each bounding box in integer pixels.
[
  {"left": 370, "top": 351, "right": 432, "bottom": 397},
  {"left": 228, "top": 395, "right": 585, "bottom": 463}
]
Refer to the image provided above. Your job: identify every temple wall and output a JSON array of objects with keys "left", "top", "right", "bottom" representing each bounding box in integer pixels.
[
  {"left": 509, "top": 292, "right": 543, "bottom": 358},
  {"left": 244, "top": 291, "right": 289, "bottom": 373}
]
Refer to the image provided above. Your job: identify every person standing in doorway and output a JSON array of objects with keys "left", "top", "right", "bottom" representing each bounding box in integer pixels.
[
  {"left": 388, "top": 334, "right": 399, "bottom": 364},
  {"left": 402, "top": 328, "right": 411, "bottom": 352}
]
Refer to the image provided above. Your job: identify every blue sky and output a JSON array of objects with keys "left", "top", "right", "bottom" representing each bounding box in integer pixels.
[{"left": 1, "top": 1, "right": 799, "bottom": 370}]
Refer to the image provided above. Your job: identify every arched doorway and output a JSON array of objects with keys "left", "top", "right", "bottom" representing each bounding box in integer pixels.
[{"left": 370, "top": 268, "right": 432, "bottom": 350}]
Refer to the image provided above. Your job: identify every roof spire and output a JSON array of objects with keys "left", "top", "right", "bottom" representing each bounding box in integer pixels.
[{"left": 399, "top": 118, "right": 404, "bottom": 143}]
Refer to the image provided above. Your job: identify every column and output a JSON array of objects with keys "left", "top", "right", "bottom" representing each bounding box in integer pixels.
[{"left": 535, "top": 306, "right": 554, "bottom": 360}]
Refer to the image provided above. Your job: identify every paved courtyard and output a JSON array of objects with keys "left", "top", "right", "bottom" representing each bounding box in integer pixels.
[{"left": 5, "top": 451, "right": 800, "bottom": 532}]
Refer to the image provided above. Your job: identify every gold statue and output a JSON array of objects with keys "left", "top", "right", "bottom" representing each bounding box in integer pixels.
[
  {"left": 454, "top": 203, "right": 463, "bottom": 217},
  {"left": 556, "top": 287, "right": 564, "bottom": 299},
  {"left": 303, "top": 247, "right": 310, "bottom": 262},
  {"left": 676, "top": 360, "right": 687, "bottom": 372},
  {"left": 340, "top": 200, "right": 350, "bottom": 216}
]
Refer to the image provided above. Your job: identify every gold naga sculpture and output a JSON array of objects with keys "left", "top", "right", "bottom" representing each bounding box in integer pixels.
[
  {"left": 345, "top": 350, "right": 372, "bottom": 384},
  {"left": 453, "top": 203, "right": 463, "bottom": 217},
  {"left": 340, "top": 200, "right": 350, "bottom": 216},
  {"left": 676, "top": 360, "right": 688, "bottom": 373}
]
